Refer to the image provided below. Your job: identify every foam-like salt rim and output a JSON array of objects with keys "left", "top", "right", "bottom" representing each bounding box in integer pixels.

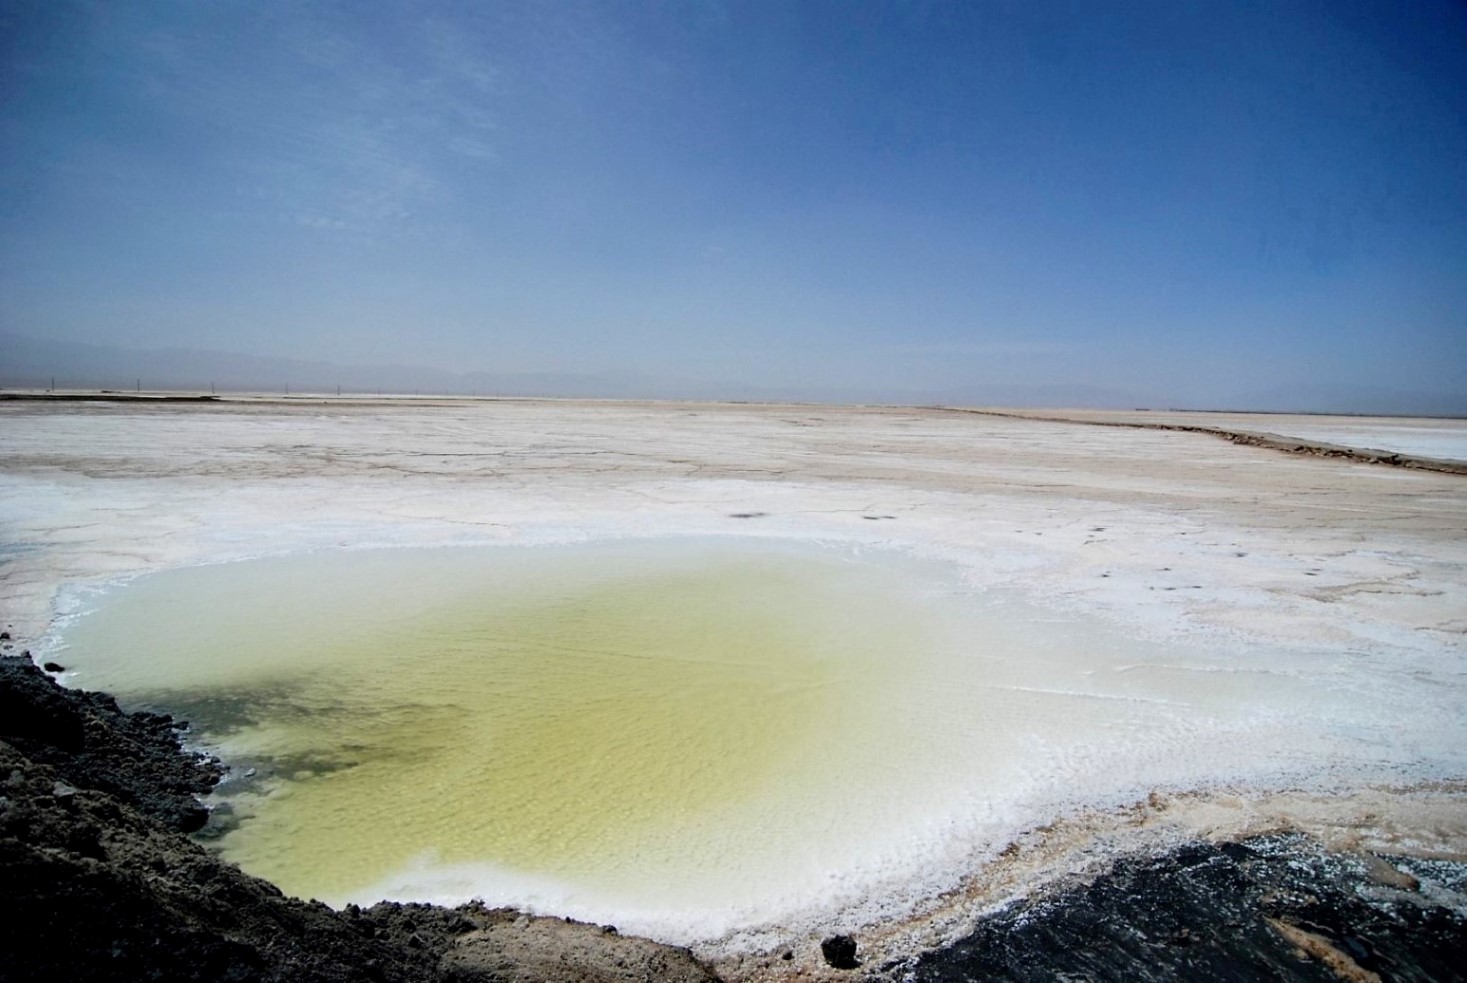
[{"left": 40, "top": 532, "right": 1467, "bottom": 961}]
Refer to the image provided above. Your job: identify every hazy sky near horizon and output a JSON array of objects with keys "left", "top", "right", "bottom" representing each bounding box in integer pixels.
[{"left": 3, "top": 1, "right": 1465, "bottom": 403}]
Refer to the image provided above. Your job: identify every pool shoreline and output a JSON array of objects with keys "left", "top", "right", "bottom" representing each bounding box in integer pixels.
[{"left": 4, "top": 651, "right": 1464, "bottom": 980}]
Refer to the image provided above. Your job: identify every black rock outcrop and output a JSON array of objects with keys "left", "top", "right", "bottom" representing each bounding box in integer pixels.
[
  {"left": 908, "top": 837, "right": 1467, "bottom": 982},
  {"left": 821, "top": 934, "right": 860, "bottom": 969},
  {"left": 0, "top": 655, "right": 223, "bottom": 832}
]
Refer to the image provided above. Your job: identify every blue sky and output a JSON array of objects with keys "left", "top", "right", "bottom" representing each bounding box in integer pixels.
[{"left": 3, "top": 0, "right": 1465, "bottom": 406}]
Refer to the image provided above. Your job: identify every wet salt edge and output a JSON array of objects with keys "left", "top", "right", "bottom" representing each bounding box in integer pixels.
[{"left": 39, "top": 529, "right": 1467, "bottom": 958}]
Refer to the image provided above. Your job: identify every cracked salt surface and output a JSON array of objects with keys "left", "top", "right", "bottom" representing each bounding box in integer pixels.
[{"left": 3, "top": 397, "right": 1466, "bottom": 963}]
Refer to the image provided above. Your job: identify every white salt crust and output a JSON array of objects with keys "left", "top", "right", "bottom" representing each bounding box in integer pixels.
[{"left": 3, "top": 397, "right": 1465, "bottom": 968}]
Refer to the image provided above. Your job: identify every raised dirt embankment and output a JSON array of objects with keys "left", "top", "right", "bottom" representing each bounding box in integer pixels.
[{"left": 945, "top": 407, "right": 1467, "bottom": 475}]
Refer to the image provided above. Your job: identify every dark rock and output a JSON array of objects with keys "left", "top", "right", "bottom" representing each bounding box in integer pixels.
[
  {"left": 0, "top": 738, "right": 451, "bottom": 981},
  {"left": 0, "top": 655, "right": 222, "bottom": 831},
  {"left": 821, "top": 934, "right": 860, "bottom": 969},
  {"left": 910, "top": 835, "right": 1467, "bottom": 982},
  {"left": 0, "top": 660, "right": 87, "bottom": 751},
  {"left": 42, "top": 662, "right": 65, "bottom": 673}
]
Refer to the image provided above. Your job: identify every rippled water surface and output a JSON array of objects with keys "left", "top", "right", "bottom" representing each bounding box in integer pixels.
[
  {"left": 56, "top": 543, "right": 993, "bottom": 910},
  {"left": 51, "top": 537, "right": 1456, "bottom": 942}
]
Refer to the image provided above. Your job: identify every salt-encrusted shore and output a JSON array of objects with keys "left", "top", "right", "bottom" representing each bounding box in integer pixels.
[
  {"left": 5, "top": 651, "right": 1466, "bottom": 982},
  {"left": 4, "top": 635, "right": 1465, "bottom": 980},
  {"left": 1, "top": 395, "right": 1465, "bottom": 978}
]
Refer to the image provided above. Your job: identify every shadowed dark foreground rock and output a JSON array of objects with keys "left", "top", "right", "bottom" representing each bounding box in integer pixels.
[
  {"left": 0, "top": 655, "right": 223, "bottom": 832},
  {"left": 905, "top": 837, "right": 1467, "bottom": 983},
  {"left": 821, "top": 934, "right": 860, "bottom": 970}
]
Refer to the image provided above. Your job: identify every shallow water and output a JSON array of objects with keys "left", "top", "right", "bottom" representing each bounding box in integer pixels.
[
  {"left": 55, "top": 542, "right": 976, "bottom": 913},
  {"left": 49, "top": 537, "right": 1464, "bottom": 943}
]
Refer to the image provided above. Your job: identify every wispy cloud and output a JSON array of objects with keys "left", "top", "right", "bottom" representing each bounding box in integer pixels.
[{"left": 100, "top": 4, "right": 506, "bottom": 240}]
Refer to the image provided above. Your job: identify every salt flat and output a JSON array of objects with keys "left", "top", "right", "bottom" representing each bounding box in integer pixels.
[
  {"left": 5, "top": 398, "right": 1464, "bottom": 648},
  {"left": 1, "top": 396, "right": 1465, "bottom": 967}
]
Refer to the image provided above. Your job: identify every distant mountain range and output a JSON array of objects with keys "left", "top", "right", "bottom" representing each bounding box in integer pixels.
[
  {"left": 1222, "top": 382, "right": 1467, "bottom": 419},
  {"left": 0, "top": 331, "right": 1167, "bottom": 407},
  {"left": 3, "top": 331, "right": 1463, "bottom": 416}
]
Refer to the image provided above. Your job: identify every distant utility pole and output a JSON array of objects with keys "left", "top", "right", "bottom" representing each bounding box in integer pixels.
[
  {"left": 50, "top": 377, "right": 55, "bottom": 391},
  {"left": 136, "top": 378, "right": 141, "bottom": 393},
  {"left": 337, "top": 384, "right": 341, "bottom": 396},
  {"left": 210, "top": 381, "right": 215, "bottom": 395}
]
